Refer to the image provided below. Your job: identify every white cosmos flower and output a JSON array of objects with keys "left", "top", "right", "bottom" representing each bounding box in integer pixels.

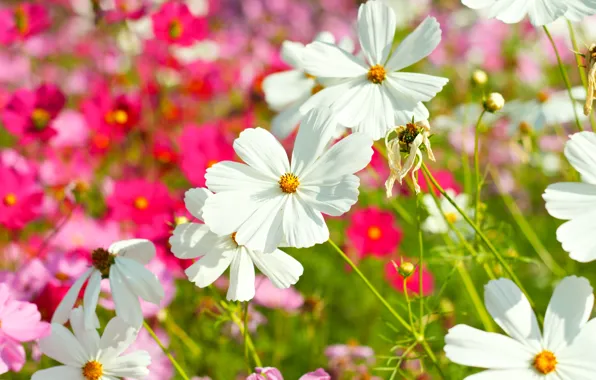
[
  {"left": 170, "top": 188, "right": 304, "bottom": 302},
  {"left": 52, "top": 239, "right": 165, "bottom": 329},
  {"left": 201, "top": 107, "right": 373, "bottom": 254},
  {"left": 422, "top": 189, "right": 472, "bottom": 236},
  {"left": 445, "top": 276, "right": 596, "bottom": 379},
  {"left": 543, "top": 132, "right": 596, "bottom": 262},
  {"left": 33, "top": 306, "right": 150, "bottom": 380},
  {"left": 299, "top": 0, "right": 448, "bottom": 140},
  {"left": 565, "top": 0, "right": 596, "bottom": 22},
  {"left": 263, "top": 32, "right": 354, "bottom": 140}
]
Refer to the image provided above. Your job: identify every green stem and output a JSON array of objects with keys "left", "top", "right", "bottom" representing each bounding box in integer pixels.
[
  {"left": 567, "top": 20, "right": 596, "bottom": 131},
  {"left": 543, "top": 25, "right": 583, "bottom": 132},
  {"left": 227, "top": 303, "right": 263, "bottom": 368},
  {"left": 421, "top": 163, "right": 534, "bottom": 306},
  {"left": 243, "top": 302, "right": 250, "bottom": 371},
  {"left": 416, "top": 196, "right": 425, "bottom": 335},
  {"left": 143, "top": 321, "right": 190, "bottom": 380},
  {"left": 420, "top": 340, "right": 446, "bottom": 379},
  {"left": 474, "top": 109, "right": 486, "bottom": 237}
]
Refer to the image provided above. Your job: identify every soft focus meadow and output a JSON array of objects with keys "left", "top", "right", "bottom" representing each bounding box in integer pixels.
[{"left": 2, "top": 0, "right": 596, "bottom": 379}]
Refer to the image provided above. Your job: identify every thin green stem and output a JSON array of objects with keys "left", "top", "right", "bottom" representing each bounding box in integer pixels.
[
  {"left": 164, "top": 315, "right": 202, "bottom": 357},
  {"left": 227, "top": 303, "right": 263, "bottom": 368},
  {"left": 243, "top": 302, "right": 250, "bottom": 370},
  {"left": 143, "top": 321, "right": 190, "bottom": 380},
  {"left": 421, "top": 340, "right": 446, "bottom": 379},
  {"left": 403, "top": 277, "right": 416, "bottom": 328},
  {"left": 567, "top": 20, "right": 596, "bottom": 131},
  {"left": 474, "top": 109, "right": 486, "bottom": 238},
  {"left": 416, "top": 195, "right": 425, "bottom": 335},
  {"left": 421, "top": 163, "right": 534, "bottom": 306},
  {"left": 543, "top": 25, "right": 583, "bottom": 132}
]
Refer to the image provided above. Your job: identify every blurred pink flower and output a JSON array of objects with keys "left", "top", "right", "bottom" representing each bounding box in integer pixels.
[
  {"left": 418, "top": 169, "right": 462, "bottom": 195},
  {"left": 0, "top": 164, "right": 43, "bottom": 230},
  {"left": 107, "top": 179, "right": 174, "bottom": 225},
  {"left": 253, "top": 276, "right": 304, "bottom": 311},
  {"left": 1, "top": 84, "right": 66, "bottom": 144},
  {"left": 347, "top": 207, "right": 402, "bottom": 258},
  {"left": 125, "top": 326, "right": 173, "bottom": 380},
  {"left": 299, "top": 369, "right": 331, "bottom": 380},
  {"left": 0, "top": 283, "right": 50, "bottom": 375},
  {"left": 179, "top": 123, "right": 235, "bottom": 187},
  {"left": 385, "top": 261, "right": 434, "bottom": 296},
  {"left": 152, "top": 2, "right": 207, "bottom": 46},
  {"left": 49, "top": 110, "right": 89, "bottom": 148},
  {"left": 0, "top": 3, "right": 50, "bottom": 45},
  {"left": 247, "top": 367, "right": 284, "bottom": 380},
  {"left": 52, "top": 211, "right": 124, "bottom": 251},
  {"left": 0, "top": 259, "right": 50, "bottom": 302}
]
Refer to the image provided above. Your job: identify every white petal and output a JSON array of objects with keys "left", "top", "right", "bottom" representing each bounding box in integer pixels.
[
  {"left": 299, "top": 79, "right": 357, "bottom": 115},
  {"left": 32, "top": 366, "right": 85, "bottom": 380},
  {"left": 352, "top": 85, "right": 396, "bottom": 140},
  {"left": 184, "top": 249, "right": 235, "bottom": 288},
  {"left": 247, "top": 248, "right": 303, "bottom": 288},
  {"left": 387, "top": 72, "right": 449, "bottom": 104},
  {"left": 83, "top": 271, "right": 102, "bottom": 329},
  {"left": 232, "top": 127, "right": 290, "bottom": 179},
  {"left": 557, "top": 319, "right": 596, "bottom": 377},
  {"left": 280, "top": 40, "right": 305, "bottom": 68},
  {"left": 99, "top": 316, "right": 139, "bottom": 363},
  {"left": 169, "top": 223, "right": 222, "bottom": 260},
  {"left": 555, "top": 209, "right": 596, "bottom": 262},
  {"left": 484, "top": 278, "right": 542, "bottom": 351},
  {"left": 109, "top": 239, "right": 156, "bottom": 265},
  {"left": 39, "top": 324, "right": 87, "bottom": 367},
  {"left": 357, "top": 0, "right": 396, "bottom": 65},
  {"left": 543, "top": 182, "right": 596, "bottom": 220},
  {"left": 263, "top": 70, "right": 313, "bottom": 111},
  {"left": 205, "top": 161, "right": 275, "bottom": 193},
  {"left": 282, "top": 195, "right": 329, "bottom": 248},
  {"left": 103, "top": 351, "right": 151, "bottom": 378},
  {"left": 329, "top": 80, "right": 379, "bottom": 128},
  {"left": 69, "top": 307, "right": 100, "bottom": 357},
  {"left": 109, "top": 266, "right": 143, "bottom": 329},
  {"left": 184, "top": 188, "right": 212, "bottom": 221},
  {"left": 386, "top": 17, "right": 442, "bottom": 72},
  {"left": 394, "top": 102, "right": 430, "bottom": 125},
  {"left": 543, "top": 276, "right": 594, "bottom": 352},
  {"left": 202, "top": 191, "right": 265, "bottom": 236},
  {"left": 302, "top": 133, "right": 373, "bottom": 184},
  {"left": 52, "top": 268, "right": 93, "bottom": 325},
  {"left": 270, "top": 101, "right": 305, "bottom": 140},
  {"left": 291, "top": 107, "right": 337, "bottom": 177},
  {"left": 565, "top": 0, "right": 596, "bottom": 21},
  {"left": 444, "top": 324, "right": 535, "bottom": 369},
  {"left": 491, "top": 0, "right": 531, "bottom": 24},
  {"left": 302, "top": 41, "right": 367, "bottom": 78},
  {"left": 227, "top": 247, "right": 256, "bottom": 302},
  {"left": 115, "top": 257, "right": 165, "bottom": 305},
  {"left": 235, "top": 193, "right": 286, "bottom": 254},
  {"left": 564, "top": 132, "right": 596, "bottom": 185},
  {"left": 527, "top": 0, "right": 567, "bottom": 26},
  {"left": 299, "top": 175, "right": 360, "bottom": 217},
  {"left": 463, "top": 369, "right": 538, "bottom": 380}
]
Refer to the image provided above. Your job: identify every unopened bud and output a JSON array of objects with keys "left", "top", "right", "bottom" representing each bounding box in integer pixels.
[
  {"left": 397, "top": 261, "right": 416, "bottom": 278},
  {"left": 471, "top": 69, "right": 488, "bottom": 86},
  {"left": 484, "top": 92, "right": 505, "bottom": 113}
]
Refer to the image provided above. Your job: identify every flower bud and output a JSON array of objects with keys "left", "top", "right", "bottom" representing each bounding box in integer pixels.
[
  {"left": 396, "top": 261, "right": 416, "bottom": 278},
  {"left": 471, "top": 69, "right": 488, "bottom": 86},
  {"left": 484, "top": 92, "right": 505, "bottom": 113}
]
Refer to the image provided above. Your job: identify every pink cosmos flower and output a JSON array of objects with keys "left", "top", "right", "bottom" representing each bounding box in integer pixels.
[
  {"left": 152, "top": 135, "right": 179, "bottom": 167},
  {"left": 48, "top": 110, "right": 89, "bottom": 148},
  {"left": 254, "top": 276, "right": 304, "bottom": 311},
  {"left": 247, "top": 367, "right": 284, "bottom": 380},
  {"left": 0, "top": 259, "right": 50, "bottom": 302},
  {"left": 152, "top": 2, "right": 207, "bottom": 46},
  {"left": 418, "top": 169, "right": 462, "bottom": 195},
  {"left": 125, "top": 326, "right": 173, "bottom": 380},
  {"left": 0, "top": 164, "right": 43, "bottom": 230},
  {"left": 359, "top": 148, "right": 389, "bottom": 189},
  {"left": 0, "top": 283, "right": 50, "bottom": 375},
  {"left": 107, "top": 179, "right": 174, "bottom": 225},
  {"left": 0, "top": 3, "right": 50, "bottom": 45},
  {"left": 51, "top": 211, "right": 124, "bottom": 252},
  {"left": 347, "top": 208, "right": 403, "bottom": 259},
  {"left": 385, "top": 261, "right": 434, "bottom": 296},
  {"left": 1, "top": 84, "right": 66, "bottom": 144},
  {"left": 103, "top": 0, "right": 147, "bottom": 23},
  {"left": 179, "top": 123, "right": 235, "bottom": 187},
  {"left": 299, "top": 369, "right": 331, "bottom": 380}
]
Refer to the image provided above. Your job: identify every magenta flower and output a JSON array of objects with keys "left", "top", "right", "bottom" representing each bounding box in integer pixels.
[
  {"left": 152, "top": 2, "right": 207, "bottom": 46},
  {"left": 347, "top": 207, "right": 403, "bottom": 259},
  {"left": 0, "top": 3, "right": 50, "bottom": 45},
  {"left": 1, "top": 84, "right": 66, "bottom": 144},
  {"left": 247, "top": 367, "right": 284, "bottom": 380},
  {"left": 254, "top": 275, "right": 304, "bottom": 311},
  {"left": 0, "top": 283, "right": 50, "bottom": 375},
  {"left": 0, "top": 164, "right": 43, "bottom": 230},
  {"left": 107, "top": 179, "right": 174, "bottom": 225},
  {"left": 385, "top": 261, "right": 435, "bottom": 296},
  {"left": 179, "top": 123, "right": 235, "bottom": 187}
]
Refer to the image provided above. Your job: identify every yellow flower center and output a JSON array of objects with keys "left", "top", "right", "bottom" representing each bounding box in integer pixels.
[
  {"left": 3, "top": 193, "right": 17, "bottom": 206},
  {"left": 279, "top": 173, "right": 300, "bottom": 193},
  {"left": 305, "top": 73, "right": 316, "bottom": 80},
  {"left": 533, "top": 350, "right": 557, "bottom": 374},
  {"left": 91, "top": 248, "right": 114, "bottom": 276},
  {"left": 444, "top": 212, "right": 458, "bottom": 224},
  {"left": 31, "top": 108, "right": 51, "bottom": 130},
  {"left": 311, "top": 83, "right": 324, "bottom": 95},
  {"left": 169, "top": 19, "right": 183, "bottom": 39},
  {"left": 14, "top": 7, "right": 29, "bottom": 35},
  {"left": 105, "top": 109, "right": 129, "bottom": 125},
  {"left": 55, "top": 272, "right": 70, "bottom": 281},
  {"left": 231, "top": 232, "right": 238, "bottom": 246},
  {"left": 536, "top": 91, "right": 550, "bottom": 103},
  {"left": 134, "top": 196, "right": 149, "bottom": 210},
  {"left": 82, "top": 360, "right": 103, "bottom": 380},
  {"left": 519, "top": 121, "right": 532, "bottom": 135},
  {"left": 367, "top": 64, "right": 386, "bottom": 84},
  {"left": 367, "top": 226, "right": 382, "bottom": 240},
  {"left": 174, "top": 215, "right": 189, "bottom": 226}
]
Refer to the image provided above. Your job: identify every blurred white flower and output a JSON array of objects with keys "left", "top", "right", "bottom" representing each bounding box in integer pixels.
[
  {"left": 422, "top": 189, "right": 472, "bottom": 235},
  {"left": 445, "top": 276, "right": 596, "bottom": 379}
]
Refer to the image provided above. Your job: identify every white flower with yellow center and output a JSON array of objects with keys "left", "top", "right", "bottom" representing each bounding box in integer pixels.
[
  {"left": 543, "top": 132, "right": 596, "bottom": 262},
  {"left": 201, "top": 107, "right": 373, "bottom": 254},
  {"left": 445, "top": 276, "right": 596, "bottom": 379},
  {"left": 52, "top": 239, "right": 165, "bottom": 329},
  {"left": 262, "top": 32, "right": 353, "bottom": 140},
  {"left": 33, "top": 307, "right": 150, "bottom": 380},
  {"left": 422, "top": 189, "right": 471, "bottom": 235},
  {"left": 299, "top": 0, "right": 448, "bottom": 140},
  {"left": 170, "top": 188, "right": 304, "bottom": 302}
]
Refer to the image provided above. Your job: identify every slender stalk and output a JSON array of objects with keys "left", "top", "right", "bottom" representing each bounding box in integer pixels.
[
  {"left": 403, "top": 277, "right": 416, "bottom": 328},
  {"left": 164, "top": 316, "right": 202, "bottom": 356},
  {"left": 416, "top": 195, "right": 425, "bottom": 335},
  {"left": 421, "top": 163, "right": 534, "bottom": 306},
  {"left": 474, "top": 109, "right": 486, "bottom": 237},
  {"left": 143, "top": 321, "right": 190, "bottom": 380},
  {"left": 543, "top": 25, "right": 583, "bottom": 132},
  {"left": 420, "top": 340, "right": 446, "bottom": 379},
  {"left": 243, "top": 302, "right": 250, "bottom": 370},
  {"left": 567, "top": 20, "right": 596, "bottom": 131},
  {"left": 228, "top": 304, "right": 263, "bottom": 368}
]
